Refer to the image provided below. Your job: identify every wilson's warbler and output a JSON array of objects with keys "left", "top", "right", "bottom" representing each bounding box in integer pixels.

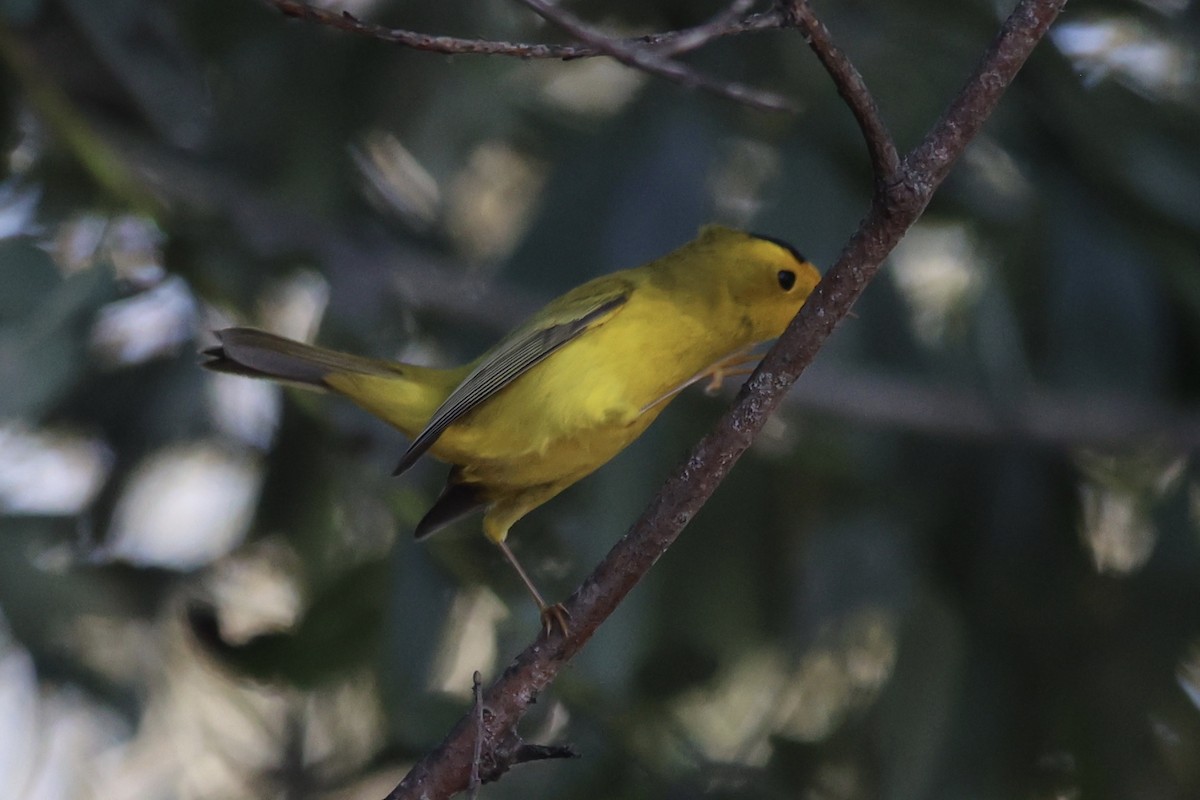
[{"left": 204, "top": 225, "right": 820, "bottom": 632}]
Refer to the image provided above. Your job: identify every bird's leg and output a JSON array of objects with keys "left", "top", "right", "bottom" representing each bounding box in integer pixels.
[
  {"left": 639, "top": 348, "right": 764, "bottom": 414},
  {"left": 496, "top": 540, "right": 570, "bottom": 636},
  {"left": 700, "top": 349, "right": 762, "bottom": 395}
]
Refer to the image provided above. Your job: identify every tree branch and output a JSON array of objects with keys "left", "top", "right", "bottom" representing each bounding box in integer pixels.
[
  {"left": 783, "top": 1, "right": 900, "bottom": 188},
  {"left": 512, "top": 0, "right": 796, "bottom": 112},
  {"left": 261, "top": 0, "right": 796, "bottom": 112},
  {"left": 793, "top": 362, "right": 1200, "bottom": 450},
  {"left": 262, "top": 0, "right": 787, "bottom": 58},
  {"left": 383, "top": 0, "right": 1069, "bottom": 797},
  {"left": 644, "top": 0, "right": 760, "bottom": 57},
  {"left": 262, "top": 0, "right": 595, "bottom": 58}
]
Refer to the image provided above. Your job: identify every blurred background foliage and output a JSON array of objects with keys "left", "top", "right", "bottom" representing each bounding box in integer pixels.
[{"left": 1, "top": 0, "right": 1199, "bottom": 798}]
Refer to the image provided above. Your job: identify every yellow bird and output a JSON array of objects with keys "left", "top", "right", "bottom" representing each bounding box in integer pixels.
[{"left": 203, "top": 225, "right": 820, "bottom": 632}]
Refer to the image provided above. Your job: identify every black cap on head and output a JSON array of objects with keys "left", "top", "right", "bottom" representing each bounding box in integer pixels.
[{"left": 750, "top": 232, "right": 807, "bottom": 265}]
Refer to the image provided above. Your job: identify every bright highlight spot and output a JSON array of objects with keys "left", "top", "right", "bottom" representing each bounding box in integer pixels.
[
  {"left": 0, "top": 627, "right": 128, "bottom": 800},
  {"left": 106, "top": 442, "right": 263, "bottom": 570},
  {"left": 889, "top": 222, "right": 987, "bottom": 348},
  {"left": 1075, "top": 450, "right": 1184, "bottom": 575},
  {"left": 0, "top": 179, "right": 41, "bottom": 240},
  {"left": 1078, "top": 483, "right": 1157, "bottom": 573},
  {"left": 91, "top": 276, "right": 197, "bottom": 366},
  {"left": 206, "top": 541, "right": 303, "bottom": 645},
  {"left": 540, "top": 58, "right": 646, "bottom": 116},
  {"left": 353, "top": 131, "right": 441, "bottom": 230},
  {"left": 445, "top": 142, "right": 545, "bottom": 263},
  {"left": 671, "top": 609, "right": 898, "bottom": 766},
  {"left": 1052, "top": 17, "right": 1196, "bottom": 101},
  {"left": 1179, "top": 644, "right": 1200, "bottom": 712},
  {"left": 0, "top": 423, "right": 111, "bottom": 515},
  {"left": 427, "top": 587, "right": 508, "bottom": 698}
]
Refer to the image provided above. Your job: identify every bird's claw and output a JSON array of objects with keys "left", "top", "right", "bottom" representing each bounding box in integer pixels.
[{"left": 540, "top": 603, "right": 571, "bottom": 638}]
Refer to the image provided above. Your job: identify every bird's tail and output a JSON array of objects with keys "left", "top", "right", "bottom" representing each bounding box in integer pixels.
[
  {"left": 202, "top": 328, "right": 404, "bottom": 388},
  {"left": 202, "top": 327, "right": 461, "bottom": 436}
]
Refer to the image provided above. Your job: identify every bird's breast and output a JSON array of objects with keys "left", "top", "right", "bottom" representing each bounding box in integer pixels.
[{"left": 427, "top": 289, "right": 741, "bottom": 488}]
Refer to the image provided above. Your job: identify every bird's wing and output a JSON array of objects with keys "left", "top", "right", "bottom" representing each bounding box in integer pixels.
[
  {"left": 392, "top": 281, "right": 631, "bottom": 475},
  {"left": 412, "top": 471, "right": 486, "bottom": 539}
]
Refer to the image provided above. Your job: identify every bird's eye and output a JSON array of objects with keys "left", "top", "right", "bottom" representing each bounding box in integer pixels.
[{"left": 777, "top": 270, "right": 797, "bottom": 291}]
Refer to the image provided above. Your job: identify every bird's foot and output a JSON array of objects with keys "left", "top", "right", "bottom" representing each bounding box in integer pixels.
[{"left": 540, "top": 602, "right": 571, "bottom": 638}]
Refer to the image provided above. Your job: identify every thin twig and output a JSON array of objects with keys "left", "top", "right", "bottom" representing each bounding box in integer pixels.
[
  {"left": 468, "top": 671, "right": 483, "bottom": 799},
  {"left": 649, "top": 0, "right": 760, "bottom": 57},
  {"left": 261, "top": 0, "right": 793, "bottom": 110},
  {"left": 599, "top": 9, "right": 788, "bottom": 57},
  {"left": 782, "top": 1, "right": 900, "bottom": 186},
  {"left": 538, "top": 3, "right": 790, "bottom": 61},
  {"left": 383, "top": 1, "right": 1069, "bottom": 797},
  {"left": 264, "top": 0, "right": 606, "bottom": 57},
  {"left": 512, "top": 0, "right": 796, "bottom": 112},
  {"left": 262, "top": 0, "right": 786, "bottom": 59}
]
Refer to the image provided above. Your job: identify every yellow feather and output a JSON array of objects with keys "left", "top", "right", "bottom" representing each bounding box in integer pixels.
[{"left": 203, "top": 225, "right": 821, "bottom": 629}]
